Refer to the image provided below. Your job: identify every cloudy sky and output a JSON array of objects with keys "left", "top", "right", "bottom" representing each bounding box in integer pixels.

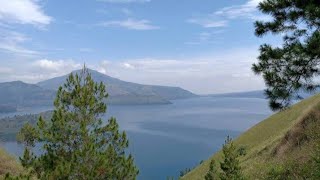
[{"left": 0, "top": 0, "right": 280, "bottom": 94}]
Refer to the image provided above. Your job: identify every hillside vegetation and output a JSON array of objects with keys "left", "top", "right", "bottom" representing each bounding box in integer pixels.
[
  {"left": 0, "top": 111, "right": 53, "bottom": 142},
  {"left": 0, "top": 148, "right": 22, "bottom": 179},
  {"left": 183, "top": 94, "right": 320, "bottom": 179}
]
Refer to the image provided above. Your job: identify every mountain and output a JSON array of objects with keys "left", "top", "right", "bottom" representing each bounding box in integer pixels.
[
  {"left": 182, "top": 93, "right": 320, "bottom": 179},
  {"left": 208, "top": 90, "right": 266, "bottom": 99},
  {"left": 0, "top": 69, "right": 196, "bottom": 108},
  {"left": 37, "top": 69, "right": 196, "bottom": 104},
  {"left": 0, "top": 81, "right": 55, "bottom": 108},
  {"left": 209, "top": 89, "right": 319, "bottom": 99}
]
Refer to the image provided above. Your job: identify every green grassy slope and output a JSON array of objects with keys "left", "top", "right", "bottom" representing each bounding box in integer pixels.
[
  {"left": 182, "top": 94, "right": 320, "bottom": 179},
  {"left": 0, "top": 148, "right": 22, "bottom": 179}
]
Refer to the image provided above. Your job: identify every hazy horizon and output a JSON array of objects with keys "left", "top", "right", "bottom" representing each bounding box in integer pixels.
[
  {"left": 0, "top": 67, "right": 266, "bottom": 95},
  {"left": 0, "top": 0, "right": 277, "bottom": 94}
]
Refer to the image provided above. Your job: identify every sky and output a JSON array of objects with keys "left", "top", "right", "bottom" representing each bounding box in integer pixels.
[{"left": 0, "top": 0, "right": 280, "bottom": 94}]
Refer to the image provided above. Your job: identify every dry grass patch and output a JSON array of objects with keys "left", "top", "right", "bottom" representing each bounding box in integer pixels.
[{"left": 0, "top": 148, "right": 22, "bottom": 179}]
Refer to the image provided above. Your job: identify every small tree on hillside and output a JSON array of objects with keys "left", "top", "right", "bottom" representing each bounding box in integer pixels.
[
  {"left": 219, "top": 136, "right": 243, "bottom": 180},
  {"left": 205, "top": 159, "right": 218, "bottom": 180},
  {"left": 14, "top": 67, "right": 139, "bottom": 179}
]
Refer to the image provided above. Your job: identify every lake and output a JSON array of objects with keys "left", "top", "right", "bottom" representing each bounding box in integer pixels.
[{"left": 0, "top": 96, "right": 272, "bottom": 179}]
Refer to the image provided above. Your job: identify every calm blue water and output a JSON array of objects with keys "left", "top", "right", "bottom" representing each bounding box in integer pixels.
[{"left": 0, "top": 97, "right": 272, "bottom": 179}]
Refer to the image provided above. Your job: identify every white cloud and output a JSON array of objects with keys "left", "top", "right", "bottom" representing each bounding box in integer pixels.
[
  {"left": 215, "top": 0, "right": 267, "bottom": 21},
  {"left": 0, "top": 59, "right": 82, "bottom": 82},
  {"left": 97, "top": 0, "right": 150, "bottom": 3},
  {"left": 0, "top": 48, "right": 264, "bottom": 94},
  {"left": 185, "top": 30, "right": 225, "bottom": 45},
  {"left": 98, "top": 18, "right": 159, "bottom": 30},
  {"left": 187, "top": 18, "right": 228, "bottom": 28},
  {"left": 96, "top": 60, "right": 111, "bottom": 74},
  {"left": 188, "top": 0, "right": 268, "bottom": 28},
  {"left": 0, "top": 1, "right": 52, "bottom": 58},
  {"left": 122, "top": 63, "right": 136, "bottom": 69},
  {"left": 33, "top": 59, "right": 81, "bottom": 73},
  {"left": 0, "top": 67, "right": 13, "bottom": 74},
  {"left": 96, "top": 48, "right": 265, "bottom": 94},
  {"left": 0, "top": 29, "right": 39, "bottom": 56},
  {"left": 0, "top": 0, "right": 52, "bottom": 27},
  {"left": 116, "top": 59, "right": 208, "bottom": 73}
]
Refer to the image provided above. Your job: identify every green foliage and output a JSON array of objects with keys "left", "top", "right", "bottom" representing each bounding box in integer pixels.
[
  {"left": 16, "top": 123, "right": 38, "bottom": 147},
  {"left": 16, "top": 123, "right": 38, "bottom": 169},
  {"left": 312, "top": 142, "right": 320, "bottom": 178},
  {"left": 205, "top": 159, "right": 218, "bottom": 180},
  {"left": 219, "top": 136, "right": 244, "bottom": 180},
  {"left": 252, "top": 0, "right": 320, "bottom": 110},
  {"left": 180, "top": 168, "right": 192, "bottom": 177},
  {"left": 182, "top": 95, "right": 320, "bottom": 180},
  {"left": 265, "top": 108, "right": 320, "bottom": 180},
  {"left": 266, "top": 165, "right": 291, "bottom": 180},
  {"left": 4, "top": 167, "right": 37, "bottom": 180},
  {"left": 200, "top": 136, "right": 244, "bottom": 180},
  {"left": 0, "top": 111, "right": 52, "bottom": 142},
  {"left": 5, "top": 173, "right": 33, "bottom": 180},
  {"left": 180, "top": 136, "right": 245, "bottom": 180},
  {"left": 266, "top": 160, "right": 314, "bottom": 180},
  {"left": 12, "top": 67, "right": 138, "bottom": 179},
  {"left": 237, "top": 146, "right": 247, "bottom": 156},
  {"left": 201, "top": 136, "right": 244, "bottom": 180}
]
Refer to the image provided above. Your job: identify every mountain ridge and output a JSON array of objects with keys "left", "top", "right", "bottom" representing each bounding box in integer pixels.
[
  {"left": 36, "top": 69, "right": 196, "bottom": 101},
  {"left": 0, "top": 81, "right": 55, "bottom": 108},
  {"left": 207, "top": 89, "right": 319, "bottom": 100},
  {"left": 0, "top": 69, "right": 196, "bottom": 107}
]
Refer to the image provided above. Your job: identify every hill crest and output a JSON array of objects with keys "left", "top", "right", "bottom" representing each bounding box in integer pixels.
[
  {"left": 182, "top": 93, "right": 320, "bottom": 179},
  {"left": 36, "top": 68, "right": 196, "bottom": 101}
]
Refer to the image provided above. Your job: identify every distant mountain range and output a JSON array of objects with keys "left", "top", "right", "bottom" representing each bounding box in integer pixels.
[
  {"left": 208, "top": 90, "right": 266, "bottom": 99},
  {"left": 0, "top": 69, "right": 196, "bottom": 109},
  {"left": 208, "top": 89, "right": 319, "bottom": 99},
  {"left": 0, "top": 81, "right": 56, "bottom": 109}
]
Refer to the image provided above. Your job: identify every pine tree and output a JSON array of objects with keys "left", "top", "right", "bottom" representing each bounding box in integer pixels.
[
  {"left": 14, "top": 67, "right": 139, "bottom": 179},
  {"left": 219, "top": 136, "right": 243, "bottom": 180},
  {"left": 252, "top": 0, "right": 320, "bottom": 110},
  {"left": 205, "top": 159, "right": 218, "bottom": 180},
  {"left": 16, "top": 123, "right": 38, "bottom": 168}
]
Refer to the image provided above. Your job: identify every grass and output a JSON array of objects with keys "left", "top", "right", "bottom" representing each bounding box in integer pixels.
[
  {"left": 0, "top": 148, "right": 22, "bottom": 179},
  {"left": 182, "top": 94, "right": 320, "bottom": 180}
]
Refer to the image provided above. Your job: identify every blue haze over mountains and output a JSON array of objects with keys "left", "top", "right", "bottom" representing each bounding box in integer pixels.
[
  {"left": 0, "top": 69, "right": 317, "bottom": 111},
  {"left": 0, "top": 69, "right": 196, "bottom": 109}
]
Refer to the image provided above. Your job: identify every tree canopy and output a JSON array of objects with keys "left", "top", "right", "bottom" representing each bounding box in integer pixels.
[
  {"left": 11, "top": 67, "right": 139, "bottom": 179},
  {"left": 219, "top": 136, "right": 243, "bottom": 180},
  {"left": 252, "top": 0, "right": 320, "bottom": 110}
]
